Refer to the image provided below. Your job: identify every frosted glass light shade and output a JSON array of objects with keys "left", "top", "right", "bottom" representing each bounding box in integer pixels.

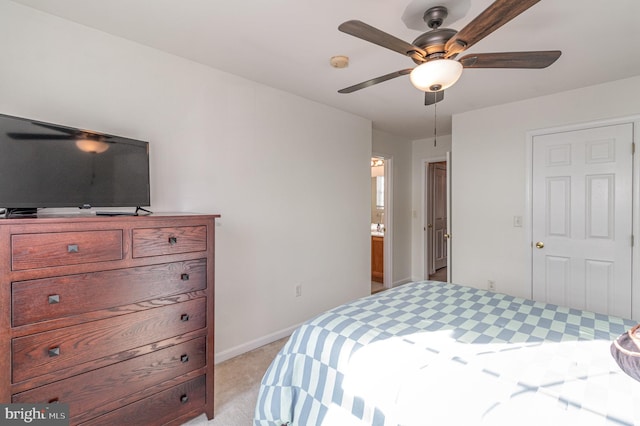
[{"left": 409, "top": 59, "right": 463, "bottom": 92}]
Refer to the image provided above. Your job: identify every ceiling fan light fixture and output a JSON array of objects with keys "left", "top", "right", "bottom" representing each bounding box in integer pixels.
[
  {"left": 76, "top": 139, "right": 109, "bottom": 154},
  {"left": 409, "top": 59, "right": 463, "bottom": 92}
]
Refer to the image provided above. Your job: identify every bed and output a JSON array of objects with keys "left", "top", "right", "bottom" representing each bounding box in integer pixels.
[{"left": 253, "top": 281, "right": 640, "bottom": 425}]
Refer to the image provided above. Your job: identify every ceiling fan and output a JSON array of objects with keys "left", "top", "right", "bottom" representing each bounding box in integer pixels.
[{"left": 338, "top": 0, "right": 561, "bottom": 105}]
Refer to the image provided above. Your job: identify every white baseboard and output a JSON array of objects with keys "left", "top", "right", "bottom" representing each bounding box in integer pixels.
[
  {"left": 391, "top": 277, "right": 413, "bottom": 288},
  {"left": 214, "top": 323, "right": 301, "bottom": 364}
]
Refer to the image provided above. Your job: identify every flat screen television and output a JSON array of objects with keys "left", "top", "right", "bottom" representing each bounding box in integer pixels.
[{"left": 0, "top": 113, "right": 150, "bottom": 217}]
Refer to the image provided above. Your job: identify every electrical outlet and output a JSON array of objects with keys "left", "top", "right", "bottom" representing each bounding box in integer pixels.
[
  {"left": 488, "top": 280, "right": 496, "bottom": 292},
  {"left": 295, "top": 284, "right": 302, "bottom": 297}
]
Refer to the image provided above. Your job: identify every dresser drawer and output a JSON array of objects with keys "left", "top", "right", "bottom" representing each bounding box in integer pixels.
[
  {"left": 12, "top": 259, "right": 207, "bottom": 326},
  {"left": 11, "top": 230, "right": 123, "bottom": 271},
  {"left": 12, "top": 298, "right": 207, "bottom": 383},
  {"left": 13, "top": 338, "right": 206, "bottom": 422},
  {"left": 79, "top": 375, "right": 206, "bottom": 426},
  {"left": 132, "top": 226, "right": 207, "bottom": 258}
]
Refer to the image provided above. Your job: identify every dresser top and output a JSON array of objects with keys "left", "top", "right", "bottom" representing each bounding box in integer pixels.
[{"left": 0, "top": 212, "right": 220, "bottom": 225}]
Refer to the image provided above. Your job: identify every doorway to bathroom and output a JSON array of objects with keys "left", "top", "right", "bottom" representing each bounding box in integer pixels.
[{"left": 371, "top": 155, "right": 392, "bottom": 294}]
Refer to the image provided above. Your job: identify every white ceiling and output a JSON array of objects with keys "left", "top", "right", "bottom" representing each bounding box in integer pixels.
[{"left": 9, "top": 0, "right": 640, "bottom": 140}]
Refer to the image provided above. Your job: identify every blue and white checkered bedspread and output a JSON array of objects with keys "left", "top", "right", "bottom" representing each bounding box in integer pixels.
[{"left": 254, "top": 281, "right": 640, "bottom": 425}]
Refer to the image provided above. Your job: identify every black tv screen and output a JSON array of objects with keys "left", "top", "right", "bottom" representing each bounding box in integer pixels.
[{"left": 0, "top": 113, "right": 150, "bottom": 214}]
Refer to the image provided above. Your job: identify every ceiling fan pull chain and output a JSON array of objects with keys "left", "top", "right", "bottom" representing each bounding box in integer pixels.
[{"left": 433, "top": 99, "right": 437, "bottom": 147}]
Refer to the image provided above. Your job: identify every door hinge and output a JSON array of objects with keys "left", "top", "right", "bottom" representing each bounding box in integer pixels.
[
  {"left": 633, "top": 142, "right": 636, "bottom": 155},
  {"left": 632, "top": 234, "right": 635, "bottom": 247}
]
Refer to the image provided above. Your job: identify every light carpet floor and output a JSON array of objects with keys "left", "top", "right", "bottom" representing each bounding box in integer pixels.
[{"left": 182, "top": 337, "right": 289, "bottom": 426}]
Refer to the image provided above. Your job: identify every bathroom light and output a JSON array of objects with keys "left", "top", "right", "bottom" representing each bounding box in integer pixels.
[{"left": 409, "top": 59, "right": 463, "bottom": 92}]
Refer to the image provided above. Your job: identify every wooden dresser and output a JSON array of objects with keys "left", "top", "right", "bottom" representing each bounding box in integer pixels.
[{"left": 0, "top": 213, "right": 218, "bottom": 425}]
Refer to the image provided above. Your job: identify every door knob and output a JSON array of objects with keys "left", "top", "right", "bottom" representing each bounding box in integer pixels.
[
  {"left": 444, "top": 233, "right": 450, "bottom": 239},
  {"left": 535, "top": 241, "right": 544, "bottom": 249}
]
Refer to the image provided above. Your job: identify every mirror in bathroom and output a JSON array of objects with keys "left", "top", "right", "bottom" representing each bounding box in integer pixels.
[{"left": 371, "top": 157, "right": 384, "bottom": 234}]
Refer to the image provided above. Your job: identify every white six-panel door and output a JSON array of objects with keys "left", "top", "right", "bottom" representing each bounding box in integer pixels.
[{"left": 532, "top": 123, "right": 633, "bottom": 318}]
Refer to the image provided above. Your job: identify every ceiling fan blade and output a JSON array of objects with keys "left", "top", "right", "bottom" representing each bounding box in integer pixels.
[
  {"left": 459, "top": 50, "right": 561, "bottom": 68},
  {"left": 338, "top": 69, "right": 413, "bottom": 94},
  {"left": 425, "top": 91, "right": 444, "bottom": 106},
  {"left": 445, "top": 0, "right": 541, "bottom": 58},
  {"left": 339, "top": 20, "right": 426, "bottom": 60},
  {"left": 7, "top": 133, "right": 73, "bottom": 140},
  {"left": 32, "top": 123, "right": 79, "bottom": 134}
]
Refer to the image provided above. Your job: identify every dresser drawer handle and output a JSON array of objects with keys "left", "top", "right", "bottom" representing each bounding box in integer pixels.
[
  {"left": 48, "top": 398, "right": 59, "bottom": 404},
  {"left": 180, "top": 354, "right": 189, "bottom": 363},
  {"left": 180, "top": 314, "right": 190, "bottom": 322},
  {"left": 180, "top": 394, "right": 189, "bottom": 404},
  {"left": 48, "top": 347, "right": 60, "bottom": 357},
  {"left": 67, "top": 244, "right": 79, "bottom": 253},
  {"left": 168, "top": 236, "right": 178, "bottom": 245},
  {"left": 48, "top": 294, "right": 60, "bottom": 304},
  {"left": 181, "top": 273, "right": 190, "bottom": 281}
]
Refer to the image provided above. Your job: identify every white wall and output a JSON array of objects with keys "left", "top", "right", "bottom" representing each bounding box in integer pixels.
[
  {"left": 452, "top": 75, "right": 640, "bottom": 306},
  {"left": 411, "top": 135, "right": 452, "bottom": 280},
  {"left": 372, "top": 129, "right": 412, "bottom": 286},
  {"left": 0, "top": 1, "right": 372, "bottom": 361}
]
